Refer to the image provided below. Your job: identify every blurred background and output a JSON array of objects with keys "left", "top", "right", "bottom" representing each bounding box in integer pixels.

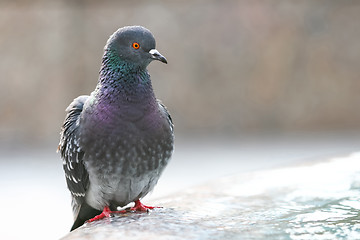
[{"left": 0, "top": 0, "right": 360, "bottom": 239}]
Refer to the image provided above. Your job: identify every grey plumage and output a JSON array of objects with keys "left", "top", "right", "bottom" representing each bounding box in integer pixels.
[{"left": 58, "top": 26, "right": 174, "bottom": 231}]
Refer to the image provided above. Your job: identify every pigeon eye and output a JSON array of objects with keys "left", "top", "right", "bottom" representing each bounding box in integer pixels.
[{"left": 132, "top": 42, "right": 140, "bottom": 49}]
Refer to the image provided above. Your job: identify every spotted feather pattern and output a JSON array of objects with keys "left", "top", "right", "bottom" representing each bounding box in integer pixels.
[
  {"left": 58, "top": 95, "right": 89, "bottom": 219},
  {"left": 157, "top": 99, "right": 174, "bottom": 133}
]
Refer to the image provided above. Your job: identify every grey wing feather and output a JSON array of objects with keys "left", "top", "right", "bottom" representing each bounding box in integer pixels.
[
  {"left": 157, "top": 99, "right": 174, "bottom": 133},
  {"left": 58, "top": 95, "right": 89, "bottom": 220}
]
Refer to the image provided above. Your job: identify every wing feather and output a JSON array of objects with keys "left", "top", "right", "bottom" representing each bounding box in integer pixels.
[
  {"left": 58, "top": 95, "right": 89, "bottom": 220},
  {"left": 157, "top": 99, "right": 174, "bottom": 133}
]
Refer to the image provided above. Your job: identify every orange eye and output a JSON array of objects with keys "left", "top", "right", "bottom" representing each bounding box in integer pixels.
[{"left": 132, "top": 42, "right": 140, "bottom": 49}]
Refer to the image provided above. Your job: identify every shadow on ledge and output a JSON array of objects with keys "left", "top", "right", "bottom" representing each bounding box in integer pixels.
[{"left": 61, "top": 153, "right": 360, "bottom": 240}]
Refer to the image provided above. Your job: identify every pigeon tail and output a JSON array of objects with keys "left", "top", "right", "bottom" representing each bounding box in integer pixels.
[{"left": 71, "top": 202, "right": 102, "bottom": 231}]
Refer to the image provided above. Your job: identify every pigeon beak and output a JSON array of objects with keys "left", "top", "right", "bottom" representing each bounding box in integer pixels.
[{"left": 149, "top": 49, "right": 167, "bottom": 64}]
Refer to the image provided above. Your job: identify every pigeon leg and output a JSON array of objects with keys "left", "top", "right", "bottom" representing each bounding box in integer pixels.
[
  {"left": 87, "top": 201, "right": 161, "bottom": 223},
  {"left": 130, "top": 200, "right": 161, "bottom": 212},
  {"left": 87, "top": 206, "right": 126, "bottom": 222}
]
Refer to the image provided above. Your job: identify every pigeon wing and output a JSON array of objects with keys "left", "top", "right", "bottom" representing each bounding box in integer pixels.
[
  {"left": 58, "top": 95, "right": 89, "bottom": 220},
  {"left": 157, "top": 99, "right": 174, "bottom": 134}
]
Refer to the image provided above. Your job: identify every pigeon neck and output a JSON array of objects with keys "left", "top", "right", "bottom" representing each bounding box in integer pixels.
[{"left": 96, "top": 50, "right": 156, "bottom": 103}]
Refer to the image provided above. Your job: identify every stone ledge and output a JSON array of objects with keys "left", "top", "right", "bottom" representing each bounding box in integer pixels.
[{"left": 61, "top": 153, "right": 360, "bottom": 240}]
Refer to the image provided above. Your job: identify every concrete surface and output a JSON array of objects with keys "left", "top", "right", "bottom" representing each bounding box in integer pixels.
[{"left": 61, "top": 153, "right": 360, "bottom": 240}]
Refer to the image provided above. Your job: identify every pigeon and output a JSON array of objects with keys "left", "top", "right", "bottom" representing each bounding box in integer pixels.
[{"left": 58, "top": 26, "right": 174, "bottom": 231}]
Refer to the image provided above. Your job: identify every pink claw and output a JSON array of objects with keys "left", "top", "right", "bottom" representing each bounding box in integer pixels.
[
  {"left": 86, "top": 200, "right": 161, "bottom": 223},
  {"left": 129, "top": 200, "right": 162, "bottom": 212},
  {"left": 87, "top": 206, "right": 126, "bottom": 222}
]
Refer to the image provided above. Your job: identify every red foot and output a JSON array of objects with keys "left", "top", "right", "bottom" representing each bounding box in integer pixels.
[
  {"left": 129, "top": 200, "right": 162, "bottom": 212},
  {"left": 87, "top": 200, "right": 161, "bottom": 223},
  {"left": 87, "top": 206, "right": 126, "bottom": 223}
]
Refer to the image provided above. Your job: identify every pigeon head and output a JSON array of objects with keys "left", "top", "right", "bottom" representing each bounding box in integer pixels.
[{"left": 104, "top": 26, "right": 167, "bottom": 69}]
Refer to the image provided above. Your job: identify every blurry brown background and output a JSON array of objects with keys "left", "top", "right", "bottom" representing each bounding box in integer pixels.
[
  {"left": 1, "top": 0, "right": 359, "bottom": 145},
  {"left": 1, "top": 2, "right": 360, "bottom": 239}
]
